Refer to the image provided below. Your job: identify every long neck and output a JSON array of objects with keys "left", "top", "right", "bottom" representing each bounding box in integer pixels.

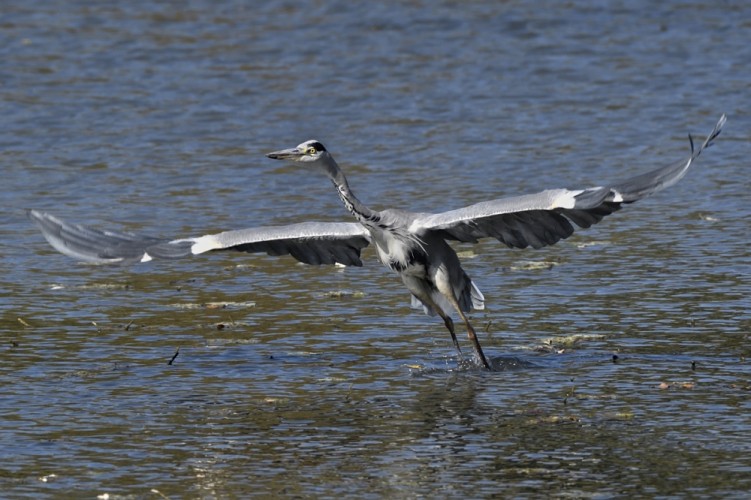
[{"left": 320, "top": 154, "right": 379, "bottom": 224}]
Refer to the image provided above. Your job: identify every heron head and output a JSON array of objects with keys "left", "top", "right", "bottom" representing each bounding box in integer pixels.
[{"left": 266, "top": 140, "right": 328, "bottom": 163}]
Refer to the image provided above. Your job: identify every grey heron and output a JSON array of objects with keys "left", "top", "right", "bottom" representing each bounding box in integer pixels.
[{"left": 28, "top": 115, "right": 726, "bottom": 370}]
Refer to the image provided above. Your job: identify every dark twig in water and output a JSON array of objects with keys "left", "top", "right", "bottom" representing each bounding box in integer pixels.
[{"left": 168, "top": 348, "right": 180, "bottom": 365}]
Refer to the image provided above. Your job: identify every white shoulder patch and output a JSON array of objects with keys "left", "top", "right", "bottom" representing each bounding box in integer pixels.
[
  {"left": 190, "top": 235, "right": 222, "bottom": 255},
  {"left": 551, "top": 189, "right": 581, "bottom": 209}
]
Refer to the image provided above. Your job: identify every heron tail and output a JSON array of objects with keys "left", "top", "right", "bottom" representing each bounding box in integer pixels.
[{"left": 458, "top": 275, "right": 485, "bottom": 312}]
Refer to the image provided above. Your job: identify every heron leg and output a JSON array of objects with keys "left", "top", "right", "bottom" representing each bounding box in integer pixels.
[
  {"left": 439, "top": 312, "right": 463, "bottom": 357},
  {"left": 402, "top": 275, "right": 464, "bottom": 360},
  {"left": 463, "top": 314, "right": 491, "bottom": 370},
  {"left": 446, "top": 295, "right": 491, "bottom": 370},
  {"left": 408, "top": 287, "right": 464, "bottom": 359}
]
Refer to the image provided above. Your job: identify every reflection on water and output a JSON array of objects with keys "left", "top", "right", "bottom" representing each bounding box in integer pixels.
[{"left": 2, "top": 0, "right": 750, "bottom": 497}]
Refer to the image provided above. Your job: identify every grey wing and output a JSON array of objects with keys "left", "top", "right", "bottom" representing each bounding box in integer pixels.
[
  {"left": 28, "top": 210, "right": 372, "bottom": 266},
  {"left": 411, "top": 115, "right": 726, "bottom": 249}
]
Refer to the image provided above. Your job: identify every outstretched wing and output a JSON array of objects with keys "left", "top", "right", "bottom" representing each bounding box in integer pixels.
[
  {"left": 411, "top": 115, "right": 726, "bottom": 249},
  {"left": 28, "top": 210, "right": 372, "bottom": 266}
]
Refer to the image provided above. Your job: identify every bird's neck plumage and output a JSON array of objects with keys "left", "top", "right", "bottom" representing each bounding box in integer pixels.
[{"left": 319, "top": 154, "right": 378, "bottom": 224}]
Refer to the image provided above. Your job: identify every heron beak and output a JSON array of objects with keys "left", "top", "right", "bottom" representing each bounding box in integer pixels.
[{"left": 266, "top": 147, "right": 303, "bottom": 160}]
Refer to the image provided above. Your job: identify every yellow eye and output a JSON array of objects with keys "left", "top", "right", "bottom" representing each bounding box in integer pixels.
[{"left": 307, "top": 147, "right": 316, "bottom": 155}]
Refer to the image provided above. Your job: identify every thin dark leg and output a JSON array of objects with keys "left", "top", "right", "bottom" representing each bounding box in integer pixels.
[
  {"left": 460, "top": 313, "right": 490, "bottom": 370},
  {"left": 447, "top": 296, "right": 491, "bottom": 370},
  {"left": 439, "top": 313, "right": 463, "bottom": 358},
  {"left": 410, "top": 290, "right": 464, "bottom": 360}
]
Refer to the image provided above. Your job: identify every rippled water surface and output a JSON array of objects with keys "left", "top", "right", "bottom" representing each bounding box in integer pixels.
[{"left": 1, "top": 1, "right": 750, "bottom": 497}]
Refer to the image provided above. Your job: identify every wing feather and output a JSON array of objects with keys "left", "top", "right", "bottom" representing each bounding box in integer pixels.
[
  {"left": 28, "top": 211, "right": 371, "bottom": 267},
  {"left": 411, "top": 115, "right": 725, "bottom": 249},
  {"left": 189, "top": 223, "right": 371, "bottom": 266}
]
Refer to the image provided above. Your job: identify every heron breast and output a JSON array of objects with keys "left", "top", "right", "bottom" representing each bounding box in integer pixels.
[{"left": 377, "top": 245, "right": 428, "bottom": 274}]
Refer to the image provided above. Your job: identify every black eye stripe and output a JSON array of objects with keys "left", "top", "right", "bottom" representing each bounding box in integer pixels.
[{"left": 308, "top": 142, "right": 326, "bottom": 152}]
